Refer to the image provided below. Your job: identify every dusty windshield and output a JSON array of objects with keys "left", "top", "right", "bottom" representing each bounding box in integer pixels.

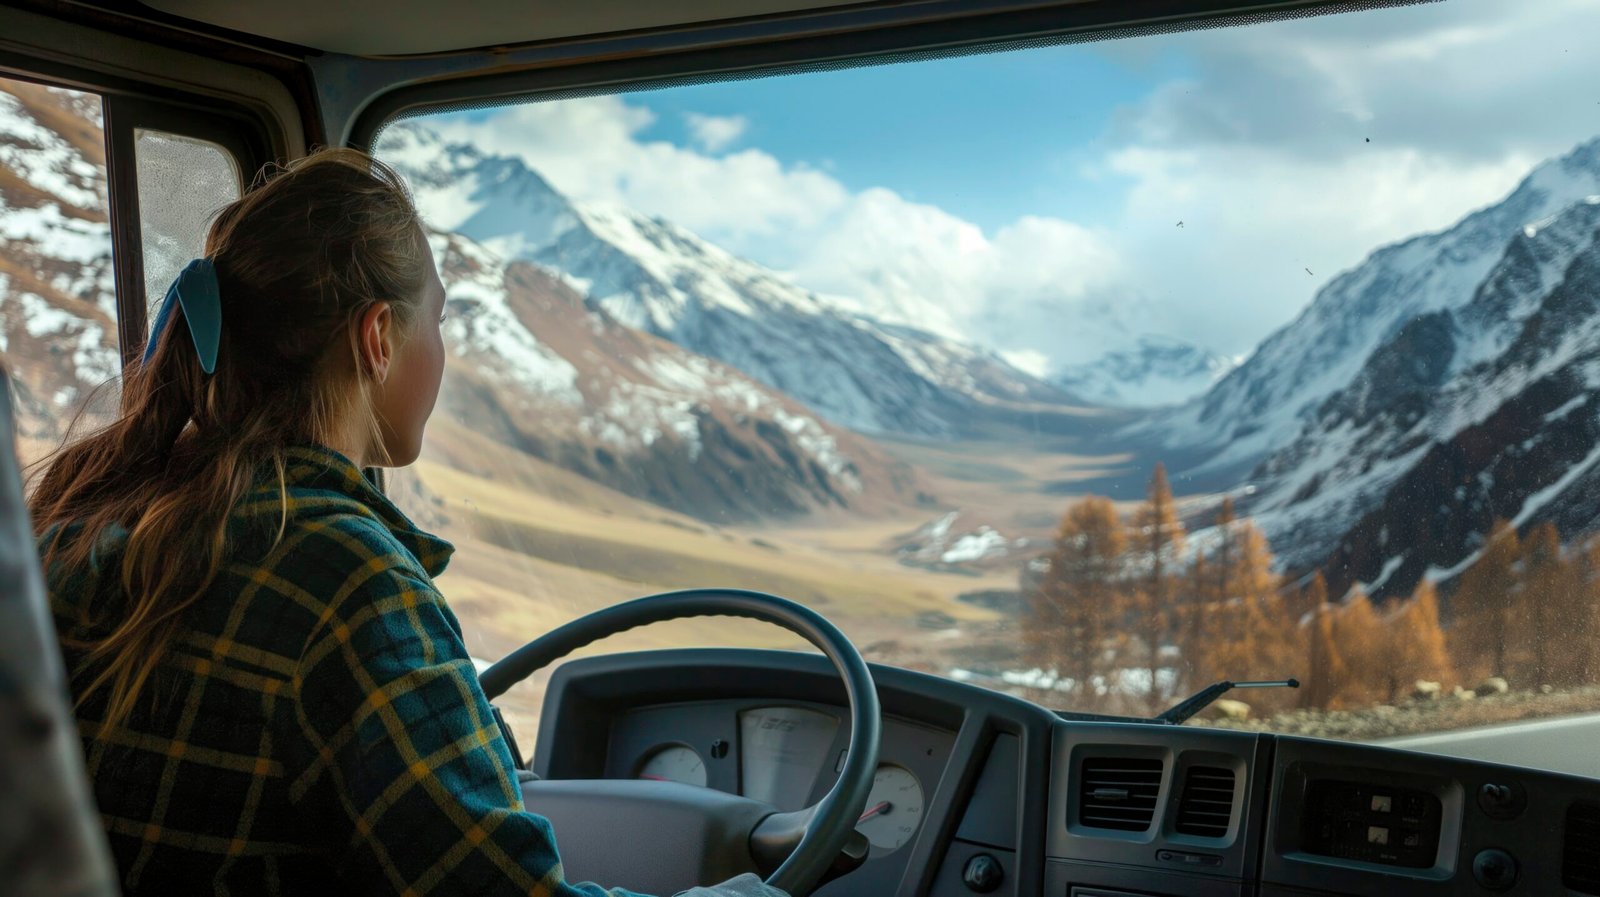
[{"left": 365, "top": 0, "right": 1600, "bottom": 751}]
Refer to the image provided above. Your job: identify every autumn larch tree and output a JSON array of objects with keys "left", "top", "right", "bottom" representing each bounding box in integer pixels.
[
  {"left": 1182, "top": 499, "right": 1236, "bottom": 691},
  {"left": 1566, "top": 537, "right": 1600, "bottom": 686},
  {"left": 1131, "top": 464, "right": 1186, "bottom": 711},
  {"left": 1451, "top": 520, "right": 1522, "bottom": 682},
  {"left": 1376, "top": 580, "right": 1454, "bottom": 704},
  {"left": 1333, "top": 588, "right": 1385, "bottom": 708},
  {"left": 1299, "top": 574, "right": 1346, "bottom": 710},
  {"left": 1515, "top": 522, "right": 1566, "bottom": 688},
  {"left": 1024, "top": 496, "right": 1127, "bottom": 711}
]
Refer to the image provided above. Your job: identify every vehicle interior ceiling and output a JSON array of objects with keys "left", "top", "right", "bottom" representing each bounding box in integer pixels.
[{"left": 3, "top": 0, "right": 1600, "bottom": 896}]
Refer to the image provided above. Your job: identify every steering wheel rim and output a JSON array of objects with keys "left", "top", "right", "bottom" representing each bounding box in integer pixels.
[{"left": 479, "top": 588, "right": 882, "bottom": 896}]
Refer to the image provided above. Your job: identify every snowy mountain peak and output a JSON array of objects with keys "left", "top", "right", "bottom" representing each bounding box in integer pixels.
[
  {"left": 379, "top": 121, "right": 1081, "bottom": 436},
  {"left": 1054, "top": 335, "right": 1234, "bottom": 409},
  {"left": 1138, "top": 134, "right": 1600, "bottom": 478}
]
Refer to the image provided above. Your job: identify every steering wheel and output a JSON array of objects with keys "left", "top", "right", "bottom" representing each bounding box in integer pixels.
[{"left": 478, "top": 588, "right": 882, "bottom": 897}]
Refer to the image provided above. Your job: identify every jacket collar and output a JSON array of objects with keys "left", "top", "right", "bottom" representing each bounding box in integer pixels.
[{"left": 279, "top": 445, "right": 454, "bottom": 578}]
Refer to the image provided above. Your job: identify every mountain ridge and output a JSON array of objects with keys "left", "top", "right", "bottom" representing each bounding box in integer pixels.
[{"left": 379, "top": 121, "right": 1090, "bottom": 439}]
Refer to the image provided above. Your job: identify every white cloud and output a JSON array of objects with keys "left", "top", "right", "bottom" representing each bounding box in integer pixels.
[
  {"left": 684, "top": 113, "right": 748, "bottom": 153},
  {"left": 1091, "top": 0, "right": 1600, "bottom": 354},
  {"left": 434, "top": 96, "right": 1129, "bottom": 366},
  {"left": 1099, "top": 144, "right": 1539, "bottom": 352},
  {"left": 435, "top": 97, "right": 847, "bottom": 243},
  {"left": 425, "top": 0, "right": 1600, "bottom": 372}
]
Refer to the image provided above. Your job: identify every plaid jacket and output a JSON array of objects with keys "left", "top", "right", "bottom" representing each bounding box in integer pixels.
[{"left": 45, "top": 445, "right": 645, "bottom": 897}]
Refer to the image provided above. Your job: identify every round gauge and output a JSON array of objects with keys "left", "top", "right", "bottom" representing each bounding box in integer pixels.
[
  {"left": 855, "top": 764, "right": 925, "bottom": 853},
  {"left": 637, "top": 745, "right": 707, "bottom": 787}
]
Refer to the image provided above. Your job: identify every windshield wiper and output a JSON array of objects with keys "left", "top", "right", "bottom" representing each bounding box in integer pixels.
[{"left": 1156, "top": 679, "right": 1300, "bottom": 725}]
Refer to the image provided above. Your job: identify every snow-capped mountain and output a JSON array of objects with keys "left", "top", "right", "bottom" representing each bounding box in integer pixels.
[
  {"left": 1137, "top": 137, "right": 1600, "bottom": 479},
  {"left": 427, "top": 229, "right": 921, "bottom": 520},
  {"left": 0, "top": 81, "right": 118, "bottom": 445},
  {"left": 379, "top": 123, "right": 1080, "bottom": 438},
  {"left": 1301, "top": 195, "right": 1600, "bottom": 599},
  {"left": 1054, "top": 335, "right": 1235, "bottom": 409},
  {"left": 0, "top": 82, "right": 916, "bottom": 522},
  {"left": 1157, "top": 135, "right": 1600, "bottom": 599}
]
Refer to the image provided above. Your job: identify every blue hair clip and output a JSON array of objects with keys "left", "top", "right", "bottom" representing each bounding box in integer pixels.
[{"left": 144, "top": 258, "right": 222, "bottom": 374}]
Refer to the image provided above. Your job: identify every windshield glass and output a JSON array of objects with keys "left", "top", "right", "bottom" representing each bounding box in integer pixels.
[{"left": 374, "top": 0, "right": 1600, "bottom": 764}]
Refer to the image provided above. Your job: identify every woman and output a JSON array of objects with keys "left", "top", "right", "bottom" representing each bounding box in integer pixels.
[{"left": 32, "top": 149, "right": 779, "bottom": 897}]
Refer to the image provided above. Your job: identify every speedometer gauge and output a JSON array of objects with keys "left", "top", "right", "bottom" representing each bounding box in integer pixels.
[
  {"left": 855, "top": 764, "right": 925, "bottom": 853},
  {"left": 637, "top": 745, "right": 707, "bottom": 787}
]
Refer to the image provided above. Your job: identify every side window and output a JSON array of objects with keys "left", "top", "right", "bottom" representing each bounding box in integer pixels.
[
  {"left": 0, "top": 77, "right": 118, "bottom": 465},
  {"left": 133, "top": 129, "right": 241, "bottom": 313}
]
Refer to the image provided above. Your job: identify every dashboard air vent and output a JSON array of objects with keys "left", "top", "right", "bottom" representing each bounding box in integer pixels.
[
  {"left": 1174, "top": 765, "right": 1236, "bottom": 838},
  {"left": 1567, "top": 801, "right": 1600, "bottom": 895},
  {"left": 1077, "top": 757, "right": 1163, "bottom": 832}
]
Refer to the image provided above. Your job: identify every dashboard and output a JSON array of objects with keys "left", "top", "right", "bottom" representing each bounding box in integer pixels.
[{"left": 522, "top": 649, "right": 1600, "bottom": 897}]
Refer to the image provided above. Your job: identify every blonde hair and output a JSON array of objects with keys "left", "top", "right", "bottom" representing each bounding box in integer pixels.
[{"left": 30, "top": 148, "right": 429, "bottom": 729}]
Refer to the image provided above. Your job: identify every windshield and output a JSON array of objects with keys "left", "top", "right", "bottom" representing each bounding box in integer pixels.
[{"left": 361, "top": 0, "right": 1600, "bottom": 761}]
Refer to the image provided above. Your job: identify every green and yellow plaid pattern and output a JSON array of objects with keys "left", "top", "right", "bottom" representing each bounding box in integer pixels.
[{"left": 46, "top": 445, "right": 644, "bottom": 897}]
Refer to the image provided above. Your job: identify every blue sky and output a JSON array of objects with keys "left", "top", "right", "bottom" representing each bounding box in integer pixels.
[
  {"left": 430, "top": 0, "right": 1600, "bottom": 376},
  {"left": 628, "top": 48, "right": 1186, "bottom": 232}
]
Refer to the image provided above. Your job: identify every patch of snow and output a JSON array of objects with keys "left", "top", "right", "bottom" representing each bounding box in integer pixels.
[
  {"left": 1358, "top": 554, "right": 1406, "bottom": 596},
  {"left": 941, "top": 527, "right": 1008, "bottom": 564},
  {"left": 1512, "top": 436, "right": 1600, "bottom": 529}
]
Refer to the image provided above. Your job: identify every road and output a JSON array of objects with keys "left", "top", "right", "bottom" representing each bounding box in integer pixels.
[{"left": 1376, "top": 712, "right": 1600, "bottom": 779}]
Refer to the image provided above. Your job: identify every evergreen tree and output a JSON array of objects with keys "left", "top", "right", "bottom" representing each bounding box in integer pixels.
[
  {"left": 1131, "top": 464, "right": 1186, "bottom": 710},
  {"left": 1024, "top": 496, "right": 1127, "bottom": 710}
]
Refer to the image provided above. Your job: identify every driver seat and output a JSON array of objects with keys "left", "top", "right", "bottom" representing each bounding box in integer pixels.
[{"left": 0, "top": 374, "right": 120, "bottom": 897}]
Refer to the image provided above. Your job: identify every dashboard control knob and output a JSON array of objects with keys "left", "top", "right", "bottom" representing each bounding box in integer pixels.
[
  {"left": 1472, "top": 848, "right": 1518, "bottom": 891},
  {"left": 962, "top": 853, "right": 1004, "bottom": 893},
  {"left": 1477, "top": 782, "right": 1525, "bottom": 820}
]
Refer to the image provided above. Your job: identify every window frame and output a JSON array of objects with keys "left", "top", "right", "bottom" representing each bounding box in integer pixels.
[
  {"left": 103, "top": 96, "right": 266, "bottom": 367},
  {"left": 339, "top": 0, "right": 1411, "bottom": 151},
  {"left": 0, "top": 62, "right": 276, "bottom": 370}
]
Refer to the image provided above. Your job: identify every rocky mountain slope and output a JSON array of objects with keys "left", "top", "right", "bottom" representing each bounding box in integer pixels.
[
  {"left": 1309, "top": 196, "right": 1600, "bottom": 598},
  {"left": 426, "top": 229, "right": 923, "bottom": 520},
  {"left": 0, "top": 82, "right": 918, "bottom": 522},
  {"left": 1169, "top": 138, "right": 1600, "bottom": 597},
  {"left": 1137, "top": 138, "right": 1600, "bottom": 481},
  {"left": 379, "top": 122, "right": 1084, "bottom": 439},
  {"left": 0, "top": 81, "right": 119, "bottom": 449}
]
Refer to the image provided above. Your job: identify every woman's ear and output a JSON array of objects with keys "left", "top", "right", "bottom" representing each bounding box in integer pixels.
[{"left": 357, "top": 302, "right": 395, "bottom": 383}]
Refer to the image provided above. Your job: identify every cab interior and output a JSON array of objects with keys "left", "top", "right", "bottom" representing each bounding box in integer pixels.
[{"left": 3, "top": 1, "right": 1600, "bottom": 896}]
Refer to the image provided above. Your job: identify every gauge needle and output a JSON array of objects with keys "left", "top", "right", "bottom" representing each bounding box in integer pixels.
[
  {"left": 858, "top": 801, "right": 892, "bottom": 823},
  {"left": 640, "top": 774, "right": 670, "bottom": 782}
]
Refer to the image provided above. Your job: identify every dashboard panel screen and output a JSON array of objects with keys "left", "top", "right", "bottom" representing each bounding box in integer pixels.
[
  {"left": 1301, "top": 779, "right": 1442, "bottom": 869},
  {"left": 740, "top": 705, "right": 840, "bottom": 810}
]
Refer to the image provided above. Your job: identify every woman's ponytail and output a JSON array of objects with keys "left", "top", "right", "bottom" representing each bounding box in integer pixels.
[{"left": 30, "top": 148, "right": 429, "bottom": 729}]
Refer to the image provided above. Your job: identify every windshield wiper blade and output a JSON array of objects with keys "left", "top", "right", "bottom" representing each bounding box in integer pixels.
[{"left": 1156, "top": 678, "right": 1300, "bottom": 725}]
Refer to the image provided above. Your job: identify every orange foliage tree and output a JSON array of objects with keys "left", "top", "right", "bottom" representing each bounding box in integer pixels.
[
  {"left": 1374, "top": 580, "right": 1454, "bottom": 704},
  {"left": 1450, "top": 520, "right": 1521, "bottom": 682},
  {"left": 1130, "top": 464, "right": 1185, "bottom": 710},
  {"left": 1299, "top": 574, "right": 1346, "bottom": 710},
  {"left": 1023, "top": 496, "right": 1127, "bottom": 711}
]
